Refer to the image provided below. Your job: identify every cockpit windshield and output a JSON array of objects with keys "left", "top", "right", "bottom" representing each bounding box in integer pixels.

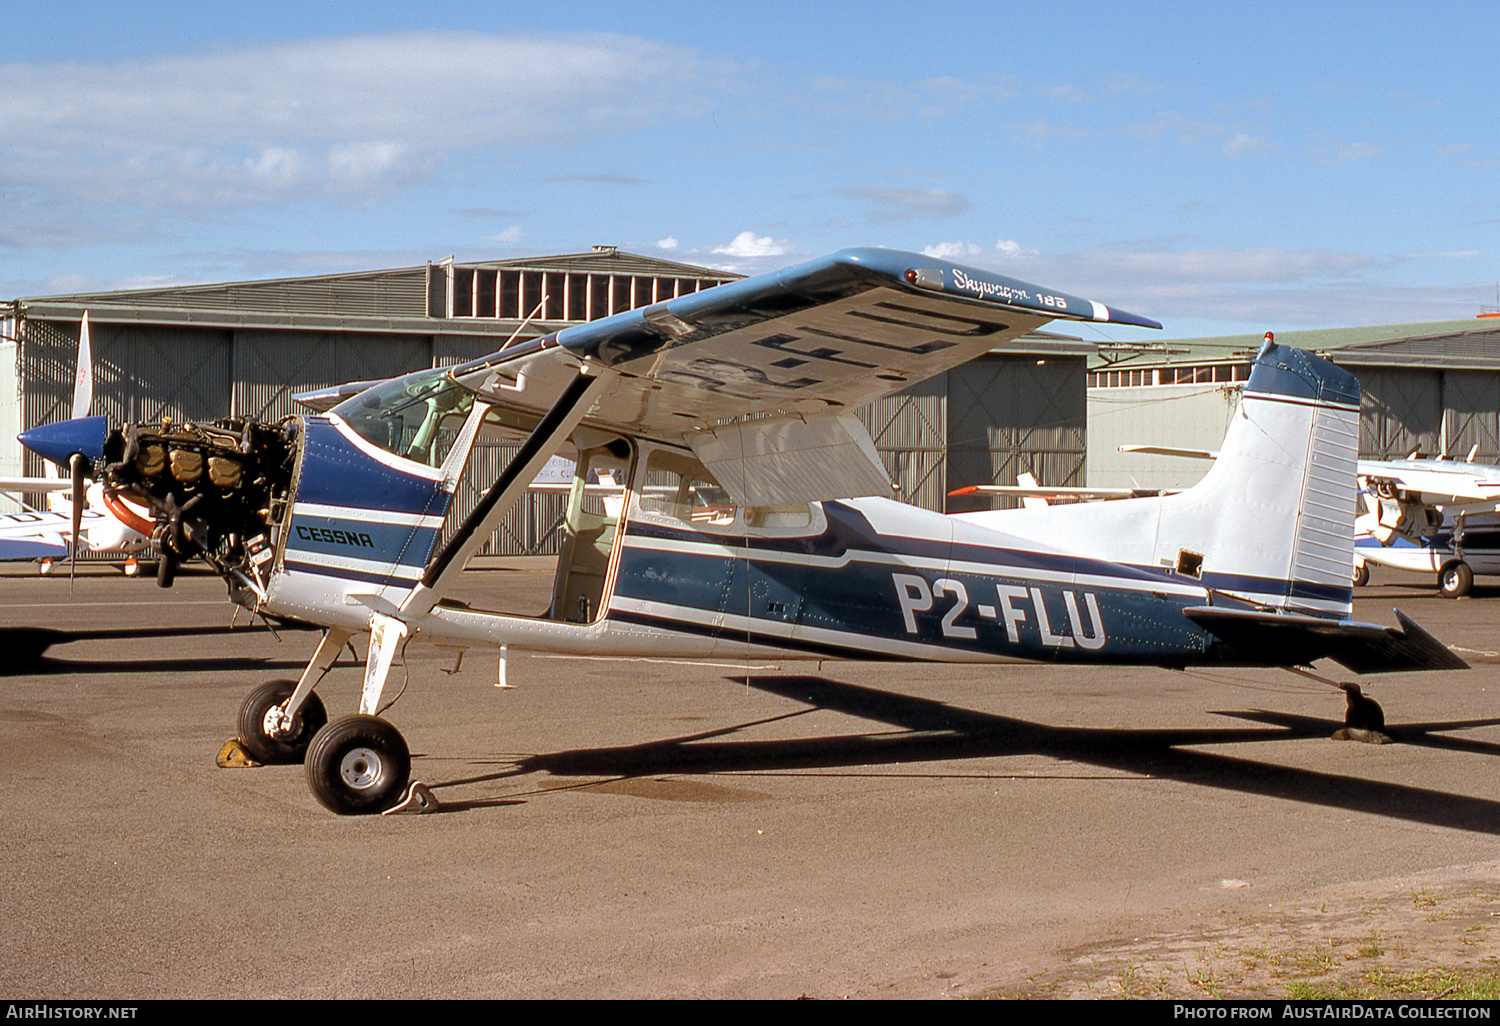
[{"left": 331, "top": 367, "right": 477, "bottom": 468}]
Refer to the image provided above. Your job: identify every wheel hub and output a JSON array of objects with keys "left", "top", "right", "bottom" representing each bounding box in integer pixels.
[
  {"left": 261, "top": 705, "right": 298, "bottom": 740},
  {"left": 339, "top": 747, "right": 383, "bottom": 790}
]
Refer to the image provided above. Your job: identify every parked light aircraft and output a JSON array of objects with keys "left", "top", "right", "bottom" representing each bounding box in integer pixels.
[
  {"left": 6, "top": 312, "right": 149, "bottom": 569},
  {"left": 18, "top": 249, "right": 1467, "bottom": 814},
  {"left": 1355, "top": 452, "right": 1500, "bottom": 597}
]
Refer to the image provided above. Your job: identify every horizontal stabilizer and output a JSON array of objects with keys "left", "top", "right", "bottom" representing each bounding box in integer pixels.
[
  {"left": 948, "top": 484, "right": 1166, "bottom": 499},
  {"left": 1117, "top": 444, "right": 1218, "bottom": 461},
  {"left": 1185, "top": 606, "right": 1469, "bottom": 675}
]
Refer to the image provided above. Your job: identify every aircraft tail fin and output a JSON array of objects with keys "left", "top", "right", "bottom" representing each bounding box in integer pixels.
[
  {"left": 956, "top": 341, "right": 1362, "bottom": 618},
  {"left": 1170, "top": 341, "right": 1360, "bottom": 616}
]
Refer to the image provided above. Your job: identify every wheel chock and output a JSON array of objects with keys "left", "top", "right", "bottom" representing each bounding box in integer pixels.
[
  {"left": 216, "top": 738, "right": 262, "bottom": 768},
  {"left": 382, "top": 781, "right": 439, "bottom": 815},
  {"left": 1332, "top": 727, "right": 1393, "bottom": 744}
]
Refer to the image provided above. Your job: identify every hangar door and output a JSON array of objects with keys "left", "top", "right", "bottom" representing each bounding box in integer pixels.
[
  {"left": 945, "top": 355, "right": 1087, "bottom": 514},
  {"left": 1356, "top": 366, "right": 1500, "bottom": 463}
]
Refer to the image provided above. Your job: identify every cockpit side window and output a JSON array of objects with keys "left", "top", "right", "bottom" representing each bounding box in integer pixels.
[
  {"left": 331, "top": 368, "right": 476, "bottom": 468},
  {"left": 637, "top": 449, "right": 738, "bottom": 526}
]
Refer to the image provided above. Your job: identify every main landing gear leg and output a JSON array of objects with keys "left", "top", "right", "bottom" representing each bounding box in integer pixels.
[
  {"left": 305, "top": 613, "right": 434, "bottom": 815},
  {"left": 220, "top": 627, "right": 351, "bottom": 766}
]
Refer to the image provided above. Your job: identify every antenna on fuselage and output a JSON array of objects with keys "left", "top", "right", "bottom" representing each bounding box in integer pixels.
[{"left": 500, "top": 294, "right": 550, "bottom": 352}]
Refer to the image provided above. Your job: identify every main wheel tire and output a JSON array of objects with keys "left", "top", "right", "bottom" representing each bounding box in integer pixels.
[
  {"left": 306, "top": 715, "right": 410, "bottom": 816},
  {"left": 1352, "top": 562, "right": 1369, "bottom": 587},
  {"left": 1439, "top": 560, "right": 1473, "bottom": 599},
  {"left": 236, "top": 680, "right": 328, "bottom": 764}
]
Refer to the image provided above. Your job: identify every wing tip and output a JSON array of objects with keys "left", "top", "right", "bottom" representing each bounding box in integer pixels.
[{"left": 834, "top": 248, "right": 1162, "bottom": 330}]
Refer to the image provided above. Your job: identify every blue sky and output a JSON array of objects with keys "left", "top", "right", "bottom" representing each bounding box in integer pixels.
[{"left": 2, "top": 0, "right": 1495, "bottom": 340}]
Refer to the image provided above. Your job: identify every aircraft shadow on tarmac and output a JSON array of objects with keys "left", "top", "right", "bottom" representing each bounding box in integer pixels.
[
  {"left": 0, "top": 624, "right": 314, "bottom": 675},
  {"left": 431, "top": 674, "right": 1500, "bottom": 835}
]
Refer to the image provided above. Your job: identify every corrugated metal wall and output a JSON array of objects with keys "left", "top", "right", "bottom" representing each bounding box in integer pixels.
[
  {"left": 22, "top": 319, "right": 234, "bottom": 471},
  {"left": 857, "top": 374, "right": 947, "bottom": 511},
  {"left": 1087, "top": 384, "right": 1238, "bottom": 492},
  {"left": 1086, "top": 365, "right": 1500, "bottom": 490},
  {"left": 855, "top": 354, "right": 1088, "bottom": 514},
  {"left": 230, "top": 330, "right": 434, "bottom": 422},
  {"left": 1354, "top": 367, "right": 1500, "bottom": 463},
  {"left": 945, "top": 355, "right": 1087, "bottom": 513},
  {"left": 1442, "top": 370, "right": 1500, "bottom": 462},
  {"left": 1356, "top": 367, "right": 1443, "bottom": 460}
]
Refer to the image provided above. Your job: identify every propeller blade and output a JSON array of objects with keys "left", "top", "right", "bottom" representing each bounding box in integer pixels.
[
  {"left": 71, "top": 312, "right": 94, "bottom": 419},
  {"left": 69, "top": 452, "right": 86, "bottom": 588}
]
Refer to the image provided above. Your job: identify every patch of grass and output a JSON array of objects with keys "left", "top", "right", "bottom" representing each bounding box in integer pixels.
[
  {"left": 1411, "top": 888, "right": 1439, "bottom": 908},
  {"left": 1353, "top": 931, "right": 1384, "bottom": 959},
  {"left": 1332, "top": 966, "right": 1500, "bottom": 1000},
  {"left": 1274, "top": 941, "right": 1337, "bottom": 980},
  {"left": 1187, "top": 964, "right": 1223, "bottom": 999}
]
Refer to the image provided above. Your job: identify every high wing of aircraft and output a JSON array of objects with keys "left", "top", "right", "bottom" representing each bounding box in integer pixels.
[
  {"left": 1355, "top": 452, "right": 1500, "bottom": 597},
  {"left": 18, "top": 248, "right": 1467, "bottom": 815}
]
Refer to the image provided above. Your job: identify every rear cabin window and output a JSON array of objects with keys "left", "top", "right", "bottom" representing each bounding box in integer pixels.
[{"left": 636, "top": 450, "right": 811, "bottom": 530}]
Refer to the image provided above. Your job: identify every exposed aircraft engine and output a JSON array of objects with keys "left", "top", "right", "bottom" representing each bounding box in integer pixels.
[
  {"left": 1361, "top": 486, "right": 1444, "bottom": 544},
  {"left": 99, "top": 418, "right": 297, "bottom": 591}
]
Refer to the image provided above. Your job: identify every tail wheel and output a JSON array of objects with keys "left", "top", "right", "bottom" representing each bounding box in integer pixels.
[
  {"left": 306, "top": 715, "right": 410, "bottom": 816},
  {"left": 236, "top": 680, "right": 327, "bottom": 764},
  {"left": 1439, "top": 560, "right": 1473, "bottom": 599},
  {"left": 1352, "top": 562, "right": 1369, "bottom": 587}
]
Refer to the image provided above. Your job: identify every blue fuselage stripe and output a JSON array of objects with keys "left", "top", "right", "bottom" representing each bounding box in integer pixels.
[
  {"left": 610, "top": 529, "right": 1217, "bottom": 664},
  {"left": 275, "top": 417, "right": 451, "bottom": 590}
]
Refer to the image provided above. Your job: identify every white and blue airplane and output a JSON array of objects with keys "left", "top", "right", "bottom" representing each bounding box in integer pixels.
[
  {"left": 18, "top": 249, "right": 1466, "bottom": 814},
  {"left": 1355, "top": 453, "right": 1500, "bottom": 597}
]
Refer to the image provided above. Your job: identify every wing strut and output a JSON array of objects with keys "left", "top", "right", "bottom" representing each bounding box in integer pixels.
[{"left": 398, "top": 364, "right": 614, "bottom": 621}]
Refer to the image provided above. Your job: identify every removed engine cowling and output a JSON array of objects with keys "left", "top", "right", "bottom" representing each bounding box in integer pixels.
[{"left": 100, "top": 417, "right": 298, "bottom": 591}]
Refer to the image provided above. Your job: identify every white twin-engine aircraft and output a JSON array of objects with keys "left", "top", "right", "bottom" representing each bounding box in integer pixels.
[{"left": 19, "top": 249, "right": 1467, "bottom": 814}]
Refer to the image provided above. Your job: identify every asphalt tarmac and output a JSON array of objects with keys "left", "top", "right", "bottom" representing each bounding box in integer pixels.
[{"left": 2, "top": 560, "right": 1498, "bottom": 999}]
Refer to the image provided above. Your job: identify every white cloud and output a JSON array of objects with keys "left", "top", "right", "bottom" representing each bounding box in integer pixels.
[
  {"left": 1308, "top": 135, "right": 1381, "bottom": 164},
  {"left": 712, "top": 231, "right": 790, "bottom": 259},
  {"left": 810, "top": 72, "right": 1017, "bottom": 121},
  {"left": 488, "top": 226, "right": 524, "bottom": 245},
  {"left": 1221, "top": 133, "right": 1270, "bottom": 158},
  {"left": 994, "top": 239, "right": 1039, "bottom": 260},
  {"left": 842, "top": 186, "right": 972, "bottom": 222},
  {"left": 1102, "top": 73, "right": 1157, "bottom": 97},
  {"left": 655, "top": 237, "right": 679, "bottom": 251},
  {"left": 921, "top": 241, "right": 984, "bottom": 260},
  {"left": 1078, "top": 248, "right": 1375, "bottom": 284},
  {"left": 922, "top": 239, "right": 1038, "bottom": 263},
  {"left": 1036, "top": 82, "right": 1092, "bottom": 104},
  {"left": 1124, "top": 110, "right": 1227, "bottom": 146},
  {"left": 0, "top": 31, "right": 737, "bottom": 210}
]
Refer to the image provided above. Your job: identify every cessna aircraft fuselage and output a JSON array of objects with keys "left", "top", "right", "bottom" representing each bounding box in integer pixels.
[{"left": 241, "top": 401, "right": 1232, "bottom": 671}]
